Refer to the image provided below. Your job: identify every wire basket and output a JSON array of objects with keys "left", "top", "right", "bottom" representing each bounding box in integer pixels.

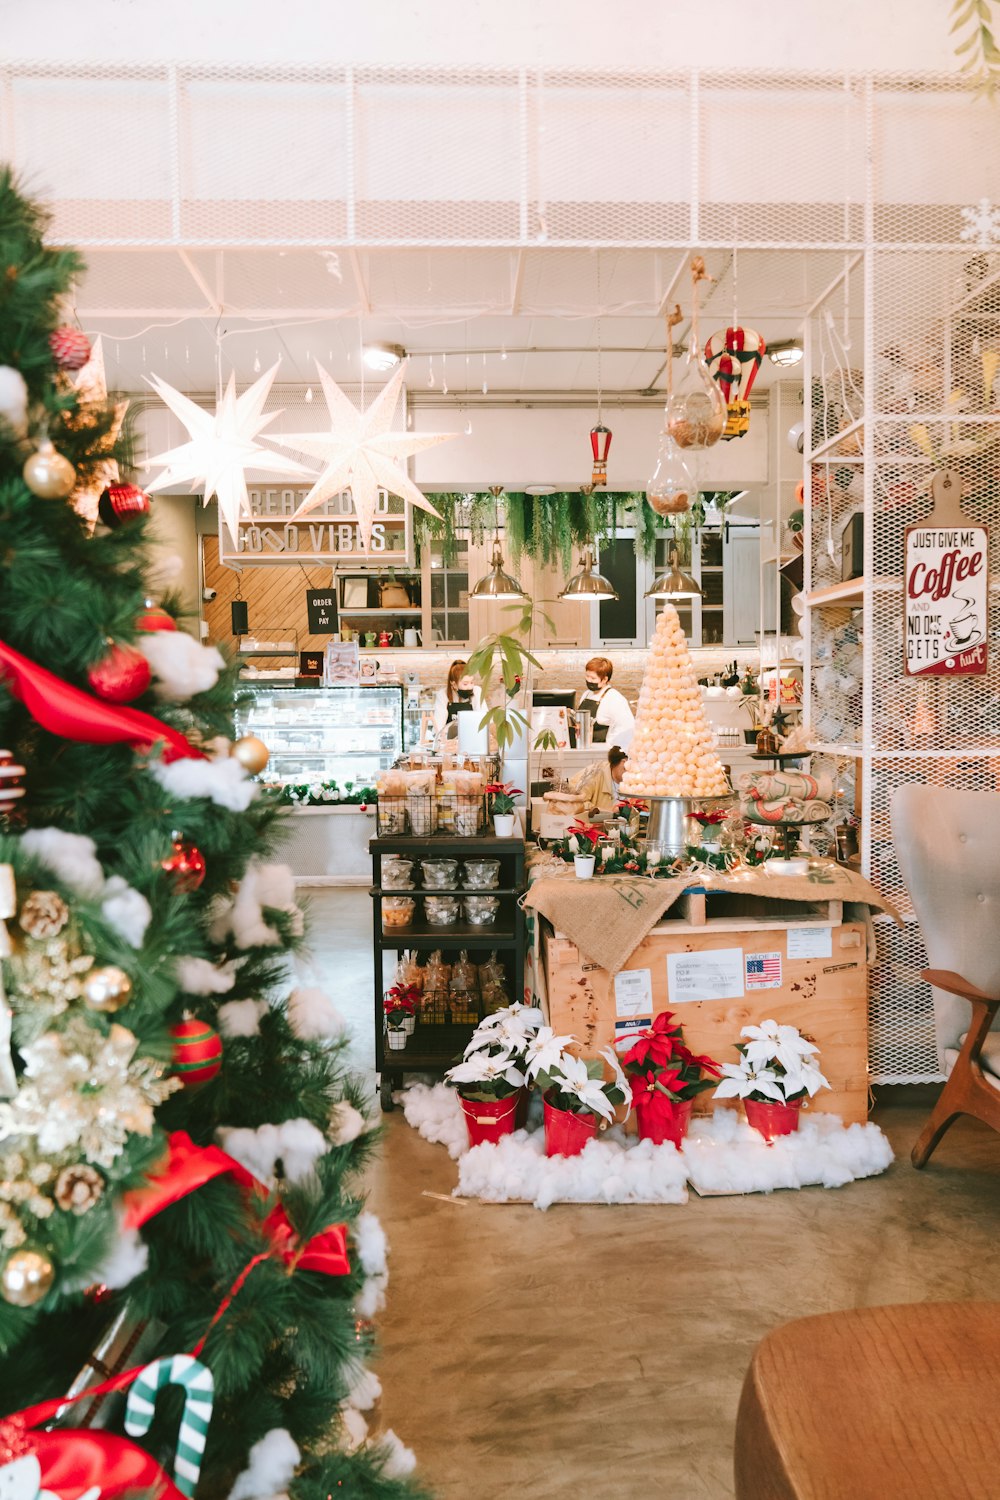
[{"left": 376, "top": 793, "right": 486, "bottom": 837}]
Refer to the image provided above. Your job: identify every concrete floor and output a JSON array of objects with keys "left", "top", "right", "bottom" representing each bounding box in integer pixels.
[{"left": 305, "top": 889, "right": 1000, "bottom": 1500}]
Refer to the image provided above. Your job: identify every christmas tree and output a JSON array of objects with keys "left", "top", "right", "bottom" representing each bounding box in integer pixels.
[
  {"left": 619, "top": 603, "right": 730, "bottom": 798},
  {"left": 0, "top": 172, "right": 424, "bottom": 1498}
]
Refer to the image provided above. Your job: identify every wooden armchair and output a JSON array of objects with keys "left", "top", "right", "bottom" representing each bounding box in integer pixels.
[{"left": 892, "top": 783, "right": 1000, "bottom": 1167}]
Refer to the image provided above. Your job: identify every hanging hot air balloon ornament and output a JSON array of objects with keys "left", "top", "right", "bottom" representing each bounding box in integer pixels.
[
  {"left": 664, "top": 258, "right": 727, "bottom": 452},
  {"left": 705, "top": 326, "right": 766, "bottom": 440}
]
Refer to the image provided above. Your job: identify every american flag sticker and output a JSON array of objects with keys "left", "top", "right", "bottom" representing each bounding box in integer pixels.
[{"left": 745, "top": 952, "right": 782, "bottom": 990}]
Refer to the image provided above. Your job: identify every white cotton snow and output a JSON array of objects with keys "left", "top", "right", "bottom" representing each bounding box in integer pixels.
[
  {"left": 287, "top": 986, "right": 346, "bottom": 1041},
  {"left": 373, "top": 1430, "right": 417, "bottom": 1480},
  {"left": 20, "top": 828, "right": 104, "bottom": 898},
  {"left": 148, "top": 754, "right": 257, "bottom": 813},
  {"left": 353, "top": 1272, "right": 388, "bottom": 1320},
  {"left": 340, "top": 1406, "right": 369, "bottom": 1453},
  {"left": 216, "top": 1118, "right": 328, "bottom": 1187},
  {"left": 78, "top": 1225, "right": 149, "bottom": 1291},
  {"left": 175, "top": 955, "right": 239, "bottom": 995},
  {"left": 353, "top": 1211, "right": 388, "bottom": 1277},
  {"left": 137, "top": 631, "right": 224, "bottom": 700},
  {"left": 213, "top": 863, "right": 303, "bottom": 948},
  {"left": 400, "top": 1080, "right": 468, "bottom": 1160},
  {"left": 346, "top": 1364, "right": 382, "bottom": 1412},
  {"left": 681, "top": 1109, "right": 895, "bottom": 1195},
  {"left": 227, "top": 1428, "right": 301, "bottom": 1500},
  {"left": 217, "top": 998, "right": 270, "bottom": 1038},
  {"left": 401, "top": 1083, "right": 894, "bottom": 1209},
  {"left": 329, "top": 1101, "right": 368, "bottom": 1146},
  {"left": 456, "top": 1129, "right": 689, "bottom": 1211},
  {"left": 100, "top": 876, "right": 152, "bottom": 948}
]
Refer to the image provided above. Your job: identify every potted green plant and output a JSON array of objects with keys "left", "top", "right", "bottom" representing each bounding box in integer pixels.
[
  {"left": 485, "top": 781, "right": 521, "bottom": 838},
  {"left": 567, "top": 820, "right": 602, "bottom": 879},
  {"left": 383, "top": 985, "right": 419, "bottom": 1049},
  {"left": 713, "top": 1019, "right": 830, "bottom": 1142},
  {"left": 618, "top": 1011, "right": 720, "bottom": 1148},
  {"left": 446, "top": 1002, "right": 544, "bottom": 1146},
  {"left": 524, "top": 1027, "right": 628, "bottom": 1157}
]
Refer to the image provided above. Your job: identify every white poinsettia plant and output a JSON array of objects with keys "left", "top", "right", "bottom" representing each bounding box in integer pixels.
[
  {"left": 713, "top": 1019, "right": 830, "bottom": 1105},
  {"left": 524, "top": 1026, "right": 630, "bottom": 1123},
  {"left": 445, "top": 1003, "right": 544, "bottom": 1101}
]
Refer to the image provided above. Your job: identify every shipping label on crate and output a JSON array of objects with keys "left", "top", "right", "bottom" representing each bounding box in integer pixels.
[
  {"left": 904, "top": 522, "right": 988, "bottom": 677},
  {"left": 667, "top": 948, "right": 744, "bottom": 1004},
  {"left": 745, "top": 951, "right": 783, "bottom": 990},
  {"left": 614, "top": 968, "right": 654, "bottom": 1019}
]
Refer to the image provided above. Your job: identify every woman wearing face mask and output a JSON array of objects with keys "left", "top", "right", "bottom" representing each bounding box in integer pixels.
[
  {"left": 432, "top": 660, "right": 484, "bottom": 740},
  {"left": 577, "top": 657, "right": 635, "bottom": 750}
]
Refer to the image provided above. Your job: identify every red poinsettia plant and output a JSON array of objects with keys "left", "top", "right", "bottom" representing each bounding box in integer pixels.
[
  {"left": 615, "top": 797, "right": 648, "bottom": 814},
  {"left": 619, "top": 1011, "right": 721, "bottom": 1113},
  {"left": 692, "top": 809, "right": 727, "bottom": 827},
  {"left": 383, "top": 984, "right": 420, "bottom": 1028},
  {"left": 485, "top": 782, "right": 522, "bottom": 814},
  {"left": 567, "top": 820, "right": 603, "bottom": 853}
]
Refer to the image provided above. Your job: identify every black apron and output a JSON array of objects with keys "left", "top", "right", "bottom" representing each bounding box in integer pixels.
[{"left": 578, "top": 692, "right": 608, "bottom": 744}]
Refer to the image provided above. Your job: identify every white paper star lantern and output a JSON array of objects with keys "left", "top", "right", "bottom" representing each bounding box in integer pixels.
[
  {"left": 144, "top": 362, "right": 313, "bottom": 538},
  {"left": 270, "top": 361, "right": 455, "bottom": 549}
]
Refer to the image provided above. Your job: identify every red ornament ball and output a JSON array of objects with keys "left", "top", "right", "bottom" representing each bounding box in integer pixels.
[
  {"left": 135, "top": 604, "right": 177, "bottom": 633},
  {"left": 98, "top": 483, "right": 150, "bottom": 528},
  {"left": 87, "top": 642, "right": 151, "bottom": 703},
  {"left": 169, "top": 1016, "right": 223, "bottom": 1087},
  {"left": 49, "top": 325, "right": 92, "bottom": 371},
  {"left": 161, "top": 837, "right": 206, "bottom": 892}
]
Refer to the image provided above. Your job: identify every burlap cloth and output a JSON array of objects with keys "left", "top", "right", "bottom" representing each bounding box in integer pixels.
[{"left": 523, "top": 852, "right": 900, "bottom": 975}]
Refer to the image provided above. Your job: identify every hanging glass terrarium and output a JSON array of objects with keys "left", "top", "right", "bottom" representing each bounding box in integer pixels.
[
  {"left": 665, "top": 257, "right": 727, "bottom": 452},
  {"left": 646, "top": 430, "right": 696, "bottom": 515}
]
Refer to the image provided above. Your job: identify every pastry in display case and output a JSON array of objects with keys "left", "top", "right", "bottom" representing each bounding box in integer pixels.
[{"left": 234, "top": 685, "right": 404, "bottom": 789}]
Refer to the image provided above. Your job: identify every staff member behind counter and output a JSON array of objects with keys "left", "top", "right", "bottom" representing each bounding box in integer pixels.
[
  {"left": 569, "top": 747, "right": 629, "bottom": 815},
  {"left": 432, "top": 659, "right": 484, "bottom": 740},
  {"left": 577, "top": 657, "right": 635, "bottom": 750}
]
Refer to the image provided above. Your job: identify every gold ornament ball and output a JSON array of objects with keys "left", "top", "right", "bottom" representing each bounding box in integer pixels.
[
  {"left": 1, "top": 1246, "right": 55, "bottom": 1306},
  {"left": 22, "top": 439, "right": 76, "bottom": 499},
  {"left": 231, "top": 735, "right": 270, "bottom": 775},
  {"left": 82, "top": 965, "right": 133, "bottom": 1013}
]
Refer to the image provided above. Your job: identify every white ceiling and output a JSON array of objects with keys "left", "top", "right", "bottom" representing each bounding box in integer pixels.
[{"left": 76, "top": 246, "right": 848, "bottom": 398}]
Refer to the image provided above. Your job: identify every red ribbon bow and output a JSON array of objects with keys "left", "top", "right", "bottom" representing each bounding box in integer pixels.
[{"left": 0, "top": 639, "right": 204, "bottom": 763}]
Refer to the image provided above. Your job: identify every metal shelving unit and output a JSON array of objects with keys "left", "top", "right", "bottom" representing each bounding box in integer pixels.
[{"left": 370, "top": 833, "right": 526, "bottom": 1112}]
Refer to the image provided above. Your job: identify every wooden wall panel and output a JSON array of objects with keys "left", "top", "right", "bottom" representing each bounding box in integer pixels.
[{"left": 202, "top": 535, "right": 339, "bottom": 654}]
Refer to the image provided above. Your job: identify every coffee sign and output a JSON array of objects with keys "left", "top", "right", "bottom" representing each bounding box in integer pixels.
[{"left": 905, "top": 521, "right": 988, "bottom": 676}]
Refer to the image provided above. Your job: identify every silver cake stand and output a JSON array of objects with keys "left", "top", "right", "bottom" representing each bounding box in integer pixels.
[{"left": 641, "top": 792, "right": 738, "bottom": 858}]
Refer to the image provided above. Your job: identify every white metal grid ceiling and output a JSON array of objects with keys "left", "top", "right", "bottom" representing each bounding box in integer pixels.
[{"left": 7, "top": 59, "right": 1000, "bottom": 1081}]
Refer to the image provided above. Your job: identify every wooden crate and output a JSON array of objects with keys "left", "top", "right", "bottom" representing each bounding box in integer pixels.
[{"left": 542, "top": 918, "right": 869, "bottom": 1125}]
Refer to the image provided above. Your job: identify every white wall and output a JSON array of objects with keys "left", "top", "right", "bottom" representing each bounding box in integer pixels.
[{"left": 9, "top": 0, "right": 958, "bottom": 73}]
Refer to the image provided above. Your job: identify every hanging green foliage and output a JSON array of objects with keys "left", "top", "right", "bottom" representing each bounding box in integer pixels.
[{"left": 417, "top": 490, "right": 666, "bottom": 567}]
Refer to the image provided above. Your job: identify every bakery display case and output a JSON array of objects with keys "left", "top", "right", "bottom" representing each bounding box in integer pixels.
[{"left": 235, "top": 685, "right": 404, "bottom": 791}]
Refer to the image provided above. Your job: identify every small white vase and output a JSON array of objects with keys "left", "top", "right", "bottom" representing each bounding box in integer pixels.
[
  {"left": 493, "top": 813, "right": 515, "bottom": 837},
  {"left": 403, "top": 1015, "right": 416, "bottom": 1036},
  {"left": 386, "top": 1026, "right": 408, "bottom": 1051},
  {"left": 574, "top": 854, "right": 596, "bottom": 879}
]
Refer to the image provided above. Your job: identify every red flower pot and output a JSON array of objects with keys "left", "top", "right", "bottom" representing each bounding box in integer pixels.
[
  {"left": 543, "top": 1093, "right": 598, "bottom": 1158},
  {"left": 636, "top": 1097, "right": 693, "bottom": 1149},
  {"left": 745, "top": 1096, "right": 803, "bottom": 1143},
  {"left": 460, "top": 1092, "right": 521, "bottom": 1148}
]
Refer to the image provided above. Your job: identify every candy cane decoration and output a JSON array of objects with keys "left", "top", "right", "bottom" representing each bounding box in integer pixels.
[{"left": 124, "top": 1354, "right": 214, "bottom": 1498}]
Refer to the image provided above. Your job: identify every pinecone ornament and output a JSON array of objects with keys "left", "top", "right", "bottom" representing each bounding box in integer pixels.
[
  {"left": 18, "top": 890, "right": 69, "bottom": 939},
  {"left": 49, "top": 325, "right": 92, "bottom": 371},
  {"left": 54, "top": 1164, "right": 103, "bottom": 1214}
]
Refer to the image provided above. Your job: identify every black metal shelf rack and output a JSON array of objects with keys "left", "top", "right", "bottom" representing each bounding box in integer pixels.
[{"left": 370, "top": 833, "right": 527, "bottom": 1112}]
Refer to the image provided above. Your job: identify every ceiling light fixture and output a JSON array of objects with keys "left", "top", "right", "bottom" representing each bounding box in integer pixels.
[
  {"left": 363, "top": 342, "right": 406, "bottom": 373},
  {"left": 559, "top": 544, "right": 618, "bottom": 601},
  {"left": 644, "top": 547, "right": 703, "bottom": 600},
  {"left": 524, "top": 483, "right": 556, "bottom": 496},
  {"left": 767, "top": 339, "right": 804, "bottom": 368},
  {"left": 470, "top": 486, "right": 527, "bottom": 601}
]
